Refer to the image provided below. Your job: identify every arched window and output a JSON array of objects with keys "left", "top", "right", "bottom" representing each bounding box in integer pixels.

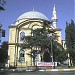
[
  {"left": 20, "top": 31, "right": 25, "bottom": 41},
  {"left": 19, "top": 50, "right": 25, "bottom": 63}
]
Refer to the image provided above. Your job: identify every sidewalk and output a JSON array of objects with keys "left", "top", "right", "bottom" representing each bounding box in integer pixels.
[
  {"left": 0, "top": 66, "right": 75, "bottom": 72},
  {"left": 45, "top": 68, "right": 75, "bottom": 72},
  {"left": 26, "top": 66, "right": 75, "bottom": 72}
]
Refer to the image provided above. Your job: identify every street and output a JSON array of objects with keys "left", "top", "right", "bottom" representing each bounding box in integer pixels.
[{"left": 0, "top": 71, "right": 75, "bottom": 75}]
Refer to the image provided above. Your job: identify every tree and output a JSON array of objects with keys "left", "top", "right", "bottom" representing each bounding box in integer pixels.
[
  {"left": 0, "top": 0, "right": 7, "bottom": 64},
  {"left": 53, "top": 43, "right": 67, "bottom": 63},
  {"left": 21, "top": 20, "right": 66, "bottom": 65},
  {"left": 0, "top": 0, "right": 6, "bottom": 10},
  {"left": 65, "top": 20, "right": 75, "bottom": 65},
  {"left": 0, "top": 41, "right": 8, "bottom": 63}
]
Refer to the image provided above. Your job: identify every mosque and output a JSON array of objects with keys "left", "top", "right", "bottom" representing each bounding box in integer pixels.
[{"left": 8, "top": 5, "right": 64, "bottom": 67}]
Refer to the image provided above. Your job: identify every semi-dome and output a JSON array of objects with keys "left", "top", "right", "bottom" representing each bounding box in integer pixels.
[{"left": 17, "top": 11, "right": 49, "bottom": 21}]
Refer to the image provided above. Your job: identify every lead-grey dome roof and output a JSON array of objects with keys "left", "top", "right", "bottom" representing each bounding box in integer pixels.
[{"left": 17, "top": 11, "right": 49, "bottom": 21}]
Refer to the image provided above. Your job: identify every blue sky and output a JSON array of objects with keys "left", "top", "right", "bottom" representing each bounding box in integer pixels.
[{"left": 0, "top": 0, "right": 74, "bottom": 42}]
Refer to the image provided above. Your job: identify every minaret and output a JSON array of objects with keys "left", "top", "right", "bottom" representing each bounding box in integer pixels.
[{"left": 52, "top": 5, "right": 58, "bottom": 28}]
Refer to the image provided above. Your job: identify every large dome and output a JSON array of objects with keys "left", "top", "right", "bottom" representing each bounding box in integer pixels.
[{"left": 17, "top": 11, "right": 49, "bottom": 21}]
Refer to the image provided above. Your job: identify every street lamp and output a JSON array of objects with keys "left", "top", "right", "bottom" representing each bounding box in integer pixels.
[{"left": 47, "top": 33, "right": 54, "bottom": 69}]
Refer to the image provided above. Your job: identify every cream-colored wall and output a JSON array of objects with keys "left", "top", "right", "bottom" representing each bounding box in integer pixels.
[
  {"left": 8, "top": 27, "right": 17, "bottom": 66},
  {"left": 8, "top": 19, "right": 62, "bottom": 67},
  {"left": 16, "top": 21, "right": 43, "bottom": 66},
  {"left": 56, "top": 30, "right": 62, "bottom": 44},
  {"left": 26, "top": 49, "right": 32, "bottom": 66},
  {"left": 9, "top": 27, "right": 16, "bottom": 43},
  {"left": 8, "top": 45, "right": 15, "bottom": 66},
  {"left": 8, "top": 20, "right": 43, "bottom": 67}
]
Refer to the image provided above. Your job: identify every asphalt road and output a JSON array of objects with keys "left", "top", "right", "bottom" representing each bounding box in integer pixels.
[{"left": 0, "top": 71, "right": 75, "bottom": 75}]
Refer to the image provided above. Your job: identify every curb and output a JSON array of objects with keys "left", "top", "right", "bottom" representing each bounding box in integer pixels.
[
  {"left": 46, "top": 68, "right": 75, "bottom": 71},
  {"left": 25, "top": 68, "right": 75, "bottom": 72}
]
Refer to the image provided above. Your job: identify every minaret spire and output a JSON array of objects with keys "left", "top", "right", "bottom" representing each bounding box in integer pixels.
[{"left": 52, "top": 5, "right": 58, "bottom": 28}]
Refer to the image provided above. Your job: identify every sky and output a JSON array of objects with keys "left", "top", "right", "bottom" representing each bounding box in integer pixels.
[{"left": 0, "top": 0, "right": 74, "bottom": 43}]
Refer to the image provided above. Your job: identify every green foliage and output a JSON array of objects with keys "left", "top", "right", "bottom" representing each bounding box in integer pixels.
[
  {"left": 53, "top": 47, "right": 67, "bottom": 63},
  {"left": 0, "top": 0, "right": 6, "bottom": 10},
  {"left": 65, "top": 20, "right": 75, "bottom": 63},
  {"left": 0, "top": 41, "right": 8, "bottom": 63},
  {"left": 22, "top": 20, "right": 66, "bottom": 63},
  {"left": 54, "top": 44, "right": 66, "bottom": 63}
]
